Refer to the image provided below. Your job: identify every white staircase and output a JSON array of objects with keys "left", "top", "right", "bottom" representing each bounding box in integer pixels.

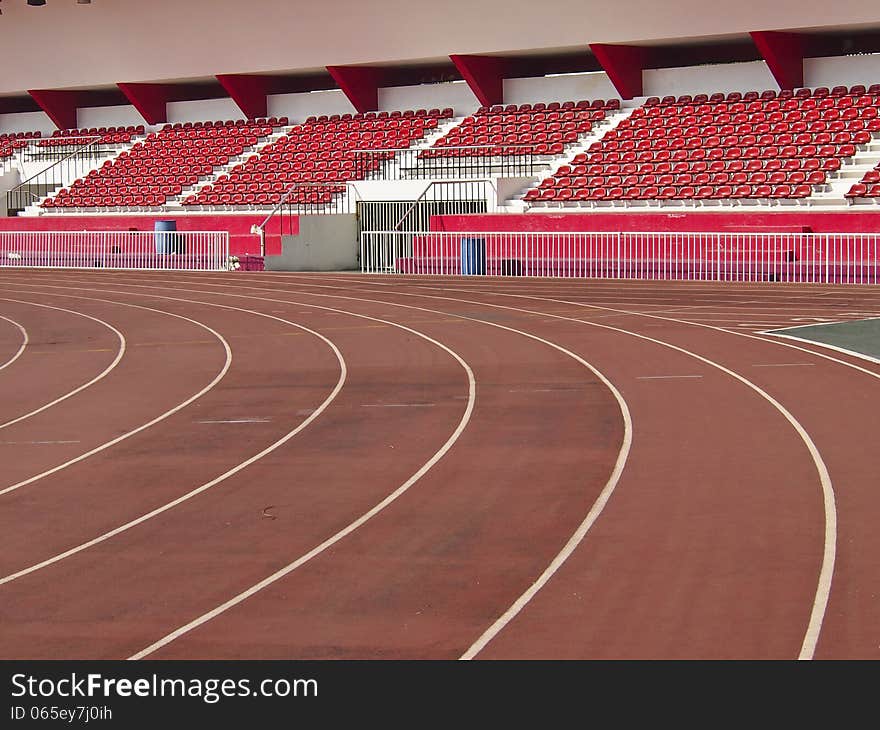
[
  {"left": 499, "top": 106, "right": 637, "bottom": 212},
  {"left": 18, "top": 136, "right": 146, "bottom": 216},
  {"left": 165, "top": 125, "right": 293, "bottom": 210},
  {"left": 356, "top": 116, "right": 464, "bottom": 182},
  {"left": 809, "top": 137, "right": 880, "bottom": 207}
]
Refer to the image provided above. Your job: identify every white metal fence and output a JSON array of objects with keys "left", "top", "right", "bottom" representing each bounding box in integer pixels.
[
  {"left": 360, "top": 230, "right": 880, "bottom": 284},
  {"left": 0, "top": 231, "right": 231, "bottom": 271}
]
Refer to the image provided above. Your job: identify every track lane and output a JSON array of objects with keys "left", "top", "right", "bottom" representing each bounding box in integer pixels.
[
  {"left": 0, "top": 290, "right": 352, "bottom": 579},
  {"left": 0, "top": 291, "right": 232, "bottom": 498},
  {"left": 0, "top": 299, "right": 126, "bottom": 433},
  {"left": 0, "top": 299, "right": 122, "bottom": 429},
  {"left": 29, "top": 272, "right": 832, "bottom": 660},
  {"left": 0, "top": 277, "right": 482, "bottom": 660},
  {"left": 137, "top": 272, "right": 833, "bottom": 659},
  {"left": 127, "top": 294, "right": 628, "bottom": 660},
  {"left": 0, "top": 273, "right": 626, "bottom": 662},
  {"left": 1, "top": 271, "right": 871, "bottom": 658},
  {"left": 279, "top": 274, "right": 878, "bottom": 659}
]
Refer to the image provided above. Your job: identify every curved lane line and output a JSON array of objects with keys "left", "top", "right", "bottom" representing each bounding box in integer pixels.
[
  {"left": 760, "top": 330, "right": 880, "bottom": 370},
  {"left": 117, "top": 308, "right": 478, "bottom": 660},
  {"left": 0, "top": 299, "right": 126, "bottom": 431},
  {"left": 0, "top": 293, "right": 232, "bottom": 498},
  {"left": 165, "top": 273, "right": 835, "bottom": 661},
  {"left": 400, "top": 281, "right": 880, "bottom": 381},
  {"left": 295, "top": 277, "right": 837, "bottom": 661},
  {"left": 0, "top": 325, "right": 345, "bottom": 588},
  {"left": 296, "top": 274, "right": 880, "bottom": 378},
  {"left": 0, "top": 284, "right": 475, "bottom": 670},
  {"left": 0, "top": 315, "right": 28, "bottom": 372},
  {"left": 3, "top": 279, "right": 629, "bottom": 663}
]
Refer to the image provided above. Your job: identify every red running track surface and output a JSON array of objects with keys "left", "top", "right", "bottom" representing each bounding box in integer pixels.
[{"left": 0, "top": 270, "right": 878, "bottom": 660}]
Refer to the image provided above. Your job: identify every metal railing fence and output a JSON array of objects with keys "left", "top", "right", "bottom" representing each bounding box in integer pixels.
[
  {"left": 359, "top": 230, "right": 880, "bottom": 284},
  {"left": 353, "top": 146, "right": 537, "bottom": 180},
  {"left": 6, "top": 136, "right": 116, "bottom": 213},
  {"left": 0, "top": 231, "right": 231, "bottom": 271}
]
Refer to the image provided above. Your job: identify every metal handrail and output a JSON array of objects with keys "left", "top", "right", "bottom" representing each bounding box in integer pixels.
[
  {"left": 392, "top": 178, "right": 497, "bottom": 231},
  {"left": 12, "top": 136, "right": 103, "bottom": 187},
  {"left": 253, "top": 181, "right": 362, "bottom": 256},
  {"left": 6, "top": 136, "right": 107, "bottom": 209},
  {"left": 353, "top": 144, "right": 539, "bottom": 182},
  {"left": 351, "top": 144, "right": 537, "bottom": 154}
]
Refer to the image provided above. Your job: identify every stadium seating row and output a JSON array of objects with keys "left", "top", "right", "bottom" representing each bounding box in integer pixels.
[
  {"left": 529, "top": 184, "right": 815, "bottom": 201},
  {"left": 528, "top": 87, "right": 880, "bottom": 206},
  {"left": 846, "top": 161, "right": 880, "bottom": 199},
  {"left": 644, "top": 85, "right": 880, "bottom": 105},
  {"left": 47, "top": 119, "right": 283, "bottom": 208},
  {"left": 432, "top": 102, "right": 609, "bottom": 157},
  {"left": 183, "top": 111, "right": 450, "bottom": 207},
  {"left": 19, "top": 88, "right": 880, "bottom": 210}
]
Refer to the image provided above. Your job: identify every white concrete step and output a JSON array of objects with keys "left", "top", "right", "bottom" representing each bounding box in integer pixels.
[
  {"left": 170, "top": 126, "right": 292, "bottom": 205},
  {"left": 509, "top": 108, "right": 635, "bottom": 204},
  {"left": 357, "top": 117, "right": 464, "bottom": 182},
  {"left": 17, "top": 137, "right": 146, "bottom": 215},
  {"left": 414, "top": 117, "right": 465, "bottom": 149}
]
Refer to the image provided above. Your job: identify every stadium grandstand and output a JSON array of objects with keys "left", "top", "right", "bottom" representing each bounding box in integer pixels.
[{"left": 0, "top": 0, "right": 878, "bottom": 278}]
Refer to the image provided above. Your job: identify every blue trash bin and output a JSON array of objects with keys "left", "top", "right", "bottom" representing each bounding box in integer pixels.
[
  {"left": 155, "top": 220, "right": 186, "bottom": 254},
  {"left": 154, "top": 220, "right": 177, "bottom": 254},
  {"left": 460, "top": 237, "right": 486, "bottom": 276}
]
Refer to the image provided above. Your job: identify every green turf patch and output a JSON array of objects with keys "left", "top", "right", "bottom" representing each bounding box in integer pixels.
[{"left": 765, "top": 318, "right": 880, "bottom": 361}]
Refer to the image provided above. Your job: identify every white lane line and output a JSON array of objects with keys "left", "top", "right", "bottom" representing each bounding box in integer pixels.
[
  {"left": 0, "top": 440, "right": 81, "bottom": 446},
  {"left": 789, "top": 317, "right": 849, "bottom": 324},
  {"left": 0, "top": 293, "right": 232, "bottom": 498},
  {"left": 37, "top": 276, "right": 631, "bottom": 663},
  {"left": 127, "top": 311, "right": 478, "bottom": 661},
  {"left": 0, "top": 309, "right": 345, "bottom": 588},
  {"left": 16, "top": 276, "right": 631, "bottom": 664},
  {"left": 445, "top": 310, "right": 828, "bottom": 659},
  {"left": 341, "top": 279, "right": 835, "bottom": 661},
  {"left": 636, "top": 375, "right": 704, "bottom": 380},
  {"left": 0, "top": 315, "right": 28, "bottom": 372},
  {"left": 460, "top": 358, "right": 631, "bottom": 661},
  {"left": 0, "top": 299, "right": 126, "bottom": 432},
  {"left": 252, "top": 282, "right": 633, "bottom": 662},
  {"left": 234, "top": 274, "right": 836, "bottom": 661},
  {"left": 759, "top": 331, "right": 880, "bottom": 368},
  {"left": 752, "top": 363, "right": 816, "bottom": 368},
  {"left": 0, "top": 282, "right": 481, "bottom": 667}
]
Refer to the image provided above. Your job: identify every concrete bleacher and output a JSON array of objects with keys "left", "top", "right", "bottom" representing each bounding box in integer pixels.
[
  {"left": 523, "top": 85, "right": 880, "bottom": 209},
  {"left": 183, "top": 109, "right": 452, "bottom": 210},
  {"left": 426, "top": 99, "right": 616, "bottom": 157},
  {"left": 43, "top": 119, "right": 284, "bottom": 210},
  {"left": 0, "top": 80, "right": 877, "bottom": 222}
]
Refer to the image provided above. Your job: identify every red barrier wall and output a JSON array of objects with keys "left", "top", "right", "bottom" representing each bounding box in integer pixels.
[
  {"left": 431, "top": 210, "right": 880, "bottom": 234},
  {"left": 0, "top": 214, "right": 296, "bottom": 257}
]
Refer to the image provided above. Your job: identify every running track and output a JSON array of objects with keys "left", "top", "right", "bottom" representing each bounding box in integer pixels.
[{"left": 0, "top": 270, "right": 878, "bottom": 660}]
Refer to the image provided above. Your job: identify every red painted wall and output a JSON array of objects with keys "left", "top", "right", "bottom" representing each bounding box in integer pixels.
[
  {"left": 432, "top": 210, "right": 880, "bottom": 234},
  {"left": 0, "top": 214, "right": 296, "bottom": 257}
]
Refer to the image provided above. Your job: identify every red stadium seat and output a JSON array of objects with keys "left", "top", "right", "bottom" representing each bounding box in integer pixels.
[{"left": 846, "top": 183, "right": 867, "bottom": 198}]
